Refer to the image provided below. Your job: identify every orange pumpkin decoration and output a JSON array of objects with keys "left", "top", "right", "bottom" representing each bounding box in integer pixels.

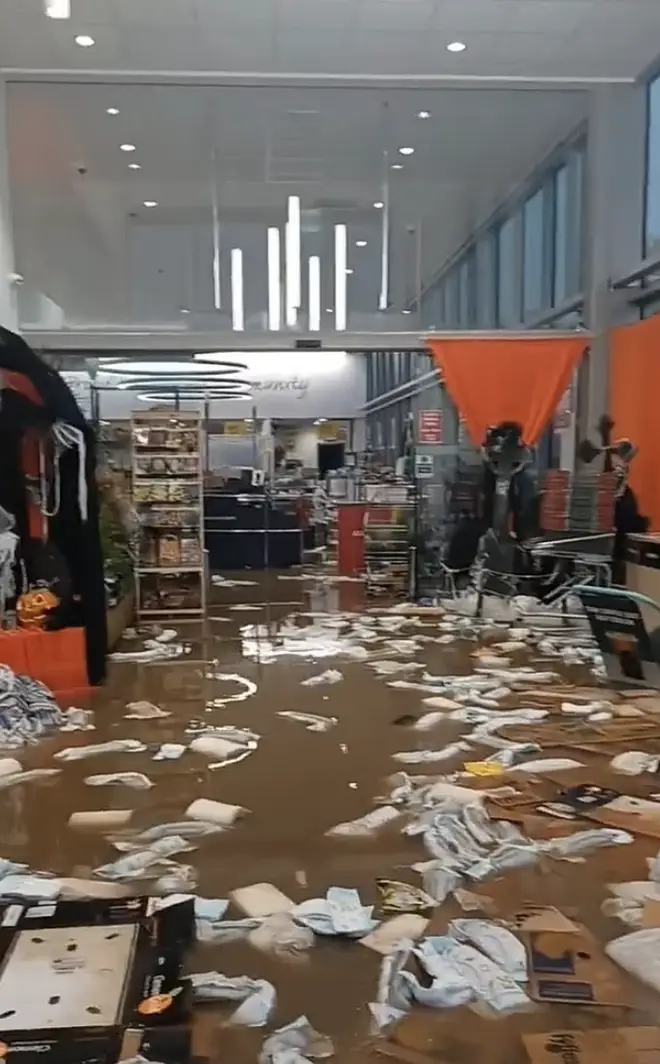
[
  {"left": 17, "top": 588, "right": 59, "bottom": 630},
  {"left": 137, "top": 993, "right": 174, "bottom": 1016}
]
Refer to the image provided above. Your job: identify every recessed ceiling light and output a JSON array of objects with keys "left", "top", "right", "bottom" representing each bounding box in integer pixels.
[
  {"left": 325, "top": 307, "right": 333, "bottom": 313},
  {"left": 128, "top": 162, "right": 141, "bottom": 170},
  {"left": 373, "top": 201, "right": 384, "bottom": 209},
  {"left": 391, "top": 163, "right": 403, "bottom": 171},
  {"left": 398, "top": 147, "right": 415, "bottom": 156},
  {"left": 346, "top": 268, "right": 354, "bottom": 275},
  {"left": 180, "top": 308, "right": 190, "bottom": 314},
  {"left": 402, "top": 309, "right": 412, "bottom": 315},
  {"left": 356, "top": 240, "right": 367, "bottom": 247},
  {"left": 120, "top": 143, "right": 136, "bottom": 152},
  {"left": 45, "top": 0, "right": 70, "bottom": 18},
  {"left": 74, "top": 34, "right": 95, "bottom": 46},
  {"left": 447, "top": 40, "right": 466, "bottom": 52},
  {"left": 417, "top": 110, "right": 431, "bottom": 119},
  {"left": 106, "top": 107, "right": 119, "bottom": 115},
  {"left": 143, "top": 200, "right": 158, "bottom": 208}
]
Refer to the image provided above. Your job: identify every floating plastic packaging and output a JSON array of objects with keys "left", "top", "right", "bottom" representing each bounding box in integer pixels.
[
  {"left": 293, "top": 887, "right": 379, "bottom": 937},
  {"left": 300, "top": 669, "right": 343, "bottom": 687},
  {"left": 259, "top": 1015, "right": 334, "bottom": 1064},
  {"left": 55, "top": 739, "right": 147, "bottom": 762},
  {"left": 188, "top": 972, "right": 276, "bottom": 1027}
]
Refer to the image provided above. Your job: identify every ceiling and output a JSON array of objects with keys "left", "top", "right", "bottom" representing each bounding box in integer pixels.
[
  {"left": 7, "top": 81, "right": 586, "bottom": 330},
  {"left": 0, "top": 0, "right": 659, "bottom": 80}
]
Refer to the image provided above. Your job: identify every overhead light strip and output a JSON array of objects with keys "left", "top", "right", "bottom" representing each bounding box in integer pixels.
[
  {"left": 285, "top": 195, "right": 301, "bottom": 327},
  {"left": 211, "top": 151, "right": 221, "bottom": 311},
  {"left": 334, "top": 224, "right": 347, "bottom": 332},
  {"left": 379, "top": 151, "right": 390, "bottom": 312},
  {"left": 267, "top": 227, "right": 281, "bottom": 331},
  {"left": 231, "top": 248, "right": 244, "bottom": 331},
  {"left": 309, "top": 255, "right": 321, "bottom": 331},
  {"left": 44, "top": 0, "right": 70, "bottom": 17}
]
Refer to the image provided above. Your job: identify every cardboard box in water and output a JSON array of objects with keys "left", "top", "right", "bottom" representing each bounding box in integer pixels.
[
  {"left": 524, "top": 1027, "right": 660, "bottom": 1064},
  {"left": 0, "top": 895, "right": 198, "bottom": 1063},
  {"left": 525, "top": 929, "right": 633, "bottom": 1006}
]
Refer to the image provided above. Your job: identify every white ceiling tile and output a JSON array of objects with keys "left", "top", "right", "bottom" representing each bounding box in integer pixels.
[
  {"left": 354, "top": 0, "right": 435, "bottom": 30},
  {"left": 275, "top": 0, "right": 354, "bottom": 28},
  {"left": 111, "top": 0, "right": 199, "bottom": 24}
]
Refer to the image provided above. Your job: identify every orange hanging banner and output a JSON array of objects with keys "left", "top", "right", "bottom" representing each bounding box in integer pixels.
[
  {"left": 610, "top": 315, "right": 660, "bottom": 530},
  {"left": 427, "top": 335, "right": 588, "bottom": 448}
]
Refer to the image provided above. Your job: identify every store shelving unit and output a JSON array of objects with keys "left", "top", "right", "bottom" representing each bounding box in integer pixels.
[{"left": 131, "top": 410, "right": 206, "bottom": 618}]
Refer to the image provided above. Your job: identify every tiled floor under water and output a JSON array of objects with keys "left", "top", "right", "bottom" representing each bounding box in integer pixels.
[{"left": 8, "top": 572, "right": 660, "bottom": 1062}]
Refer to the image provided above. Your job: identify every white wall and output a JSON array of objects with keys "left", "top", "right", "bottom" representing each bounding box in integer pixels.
[{"left": 0, "top": 82, "right": 16, "bottom": 331}]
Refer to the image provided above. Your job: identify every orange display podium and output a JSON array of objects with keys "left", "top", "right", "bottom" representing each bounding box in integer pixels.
[{"left": 0, "top": 627, "right": 88, "bottom": 694}]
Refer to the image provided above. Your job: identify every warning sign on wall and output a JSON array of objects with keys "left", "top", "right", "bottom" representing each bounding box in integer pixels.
[{"left": 418, "top": 410, "right": 443, "bottom": 444}]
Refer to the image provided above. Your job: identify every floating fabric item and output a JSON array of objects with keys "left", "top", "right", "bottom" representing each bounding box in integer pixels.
[
  {"left": 408, "top": 935, "right": 530, "bottom": 1013},
  {"left": 94, "top": 836, "right": 193, "bottom": 881},
  {"left": 0, "top": 874, "right": 61, "bottom": 901},
  {"left": 541, "top": 828, "right": 633, "bottom": 859},
  {"left": 326, "top": 805, "right": 401, "bottom": 838},
  {"left": 84, "top": 772, "right": 153, "bottom": 790},
  {"left": 196, "top": 918, "right": 262, "bottom": 944},
  {"left": 611, "top": 751, "right": 660, "bottom": 776},
  {"left": 293, "top": 887, "right": 379, "bottom": 937},
  {"left": 248, "top": 912, "right": 316, "bottom": 959},
  {"left": 60, "top": 707, "right": 95, "bottom": 731},
  {"left": 112, "top": 821, "right": 222, "bottom": 849},
  {"left": 55, "top": 739, "right": 147, "bottom": 762},
  {"left": 190, "top": 734, "right": 257, "bottom": 767},
  {"left": 153, "top": 743, "right": 186, "bottom": 761},
  {"left": 277, "top": 711, "right": 338, "bottom": 732},
  {"left": 124, "top": 701, "right": 171, "bottom": 719},
  {"left": 0, "top": 768, "right": 61, "bottom": 790},
  {"left": 393, "top": 742, "right": 470, "bottom": 765},
  {"left": 188, "top": 972, "right": 276, "bottom": 1027},
  {"left": 300, "top": 669, "right": 343, "bottom": 687},
  {"left": 449, "top": 919, "right": 527, "bottom": 981},
  {"left": 259, "top": 1015, "right": 334, "bottom": 1064}
]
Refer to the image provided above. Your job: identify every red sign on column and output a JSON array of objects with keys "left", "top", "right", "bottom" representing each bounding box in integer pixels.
[{"left": 418, "top": 410, "right": 444, "bottom": 444}]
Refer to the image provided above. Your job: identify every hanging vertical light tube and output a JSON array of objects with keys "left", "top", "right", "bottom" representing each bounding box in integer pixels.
[
  {"left": 267, "top": 227, "right": 281, "bottom": 331},
  {"left": 231, "top": 248, "right": 244, "bottom": 331},
  {"left": 334, "top": 224, "right": 347, "bottom": 331},
  {"left": 379, "top": 150, "right": 390, "bottom": 311},
  {"left": 285, "top": 195, "right": 301, "bottom": 327},
  {"left": 309, "top": 255, "right": 321, "bottom": 331},
  {"left": 211, "top": 150, "right": 221, "bottom": 310}
]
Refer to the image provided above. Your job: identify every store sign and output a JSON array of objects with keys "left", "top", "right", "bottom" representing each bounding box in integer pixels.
[
  {"left": 418, "top": 410, "right": 443, "bottom": 444},
  {"left": 415, "top": 453, "right": 434, "bottom": 479},
  {"left": 317, "top": 421, "right": 345, "bottom": 441},
  {"left": 222, "top": 421, "right": 250, "bottom": 436}
]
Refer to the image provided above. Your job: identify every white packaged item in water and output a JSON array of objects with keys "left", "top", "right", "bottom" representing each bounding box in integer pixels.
[
  {"left": 611, "top": 750, "right": 660, "bottom": 776},
  {"left": 393, "top": 742, "right": 470, "bottom": 766},
  {"left": 422, "top": 695, "right": 464, "bottom": 711},
  {"left": 153, "top": 743, "right": 186, "bottom": 761},
  {"left": 511, "top": 758, "right": 584, "bottom": 774},
  {"left": 60, "top": 707, "right": 95, "bottom": 731},
  {"left": 293, "top": 887, "right": 378, "bottom": 937},
  {"left": 231, "top": 882, "right": 294, "bottom": 917},
  {"left": 411, "top": 935, "right": 530, "bottom": 1014},
  {"left": 300, "top": 669, "right": 343, "bottom": 687},
  {"left": 0, "top": 875, "right": 61, "bottom": 901},
  {"left": 57, "top": 877, "right": 131, "bottom": 900},
  {"left": 467, "top": 843, "right": 540, "bottom": 881},
  {"left": 542, "top": 829, "right": 633, "bottom": 859},
  {"left": 259, "top": 1015, "right": 334, "bottom": 1064},
  {"left": 601, "top": 898, "right": 644, "bottom": 926},
  {"left": 196, "top": 918, "right": 261, "bottom": 944},
  {"left": 190, "top": 735, "right": 256, "bottom": 762},
  {"left": 277, "top": 711, "right": 338, "bottom": 732},
  {"left": 605, "top": 928, "right": 660, "bottom": 994},
  {"left": 69, "top": 809, "right": 133, "bottom": 829},
  {"left": 155, "top": 864, "right": 198, "bottom": 893},
  {"left": 326, "top": 805, "right": 401, "bottom": 837},
  {"left": 185, "top": 798, "right": 247, "bottom": 827},
  {"left": 114, "top": 821, "right": 222, "bottom": 848},
  {"left": 248, "top": 911, "right": 315, "bottom": 959},
  {"left": 361, "top": 916, "right": 429, "bottom": 956},
  {"left": 124, "top": 701, "right": 171, "bottom": 719},
  {"left": 94, "top": 835, "right": 193, "bottom": 881},
  {"left": 84, "top": 772, "right": 153, "bottom": 790},
  {"left": 412, "top": 712, "right": 447, "bottom": 732},
  {"left": 420, "top": 862, "right": 461, "bottom": 904},
  {"left": 205, "top": 672, "right": 258, "bottom": 706},
  {"left": 55, "top": 739, "right": 147, "bottom": 761},
  {"left": 154, "top": 628, "right": 178, "bottom": 643},
  {"left": 449, "top": 919, "right": 527, "bottom": 981},
  {"left": 0, "top": 758, "right": 21, "bottom": 778},
  {"left": 0, "top": 768, "right": 61, "bottom": 790},
  {"left": 188, "top": 972, "right": 276, "bottom": 1027},
  {"left": 608, "top": 881, "right": 660, "bottom": 903}
]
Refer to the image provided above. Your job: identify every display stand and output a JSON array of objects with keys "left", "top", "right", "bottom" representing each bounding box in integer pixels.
[{"left": 131, "top": 411, "right": 206, "bottom": 618}]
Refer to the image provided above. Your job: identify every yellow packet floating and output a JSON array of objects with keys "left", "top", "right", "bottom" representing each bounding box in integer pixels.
[{"left": 464, "top": 761, "right": 506, "bottom": 777}]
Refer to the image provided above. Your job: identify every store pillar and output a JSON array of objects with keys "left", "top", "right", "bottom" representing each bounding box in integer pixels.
[
  {"left": 581, "top": 84, "right": 646, "bottom": 441},
  {"left": 0, "top": 81, "right": 17, "bottom": 332}
]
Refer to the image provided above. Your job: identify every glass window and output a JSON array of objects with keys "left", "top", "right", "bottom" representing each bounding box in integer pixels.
[
  {"left": 523, "top": 188, "right": 545, "bottom": 316},
  {"left": 444, "top": 272, "right": 458, "bottom": 327},
  {"left": 553, "top": 165, "right": 569, "bottom": 305},
  {"left": 496, "top": 214, "right": 521, "bottom": 327},
  {"left": 458, "top": 258, "right": 469, "bottom": 325},
  {"left": 476, "top": 234, "right": 495, "bottom": 327},
  {"left": 647, "top": 75, "right": 660, "bottom": 256}
]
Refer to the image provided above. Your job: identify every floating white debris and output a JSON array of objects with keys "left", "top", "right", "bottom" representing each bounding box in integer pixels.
[
  {"left": 185, "top": 798, "right": 248, "bottom": 827},
  {"left": 189, "top": 972, "right": 276, "bottom": 1027},
  {"left": 84, "top": 772, "right": 153, "bottom": 790},
  {"left": 124, "top": 700, "right": 170, "bottom": 719},
  {"left": 412, "top": 712, "right": 447, "bottom": 732},
  {"left": 326, "top": 805, "right": 401, "bottom": 838},
  {"left": 277, "top": 711, "right": 338, "bottom": 732},
  {"left": 55, "top": 739, "right": 147, "bottom": 762},
  {"left": 293, "top": 886, "right": 378, "bottom": 937},
  {"left": 611, "top": 751, "right": 660, "bottom": 776},
  {"left": 259, "top": 1016, "right": 334, "bottom": 1064},
  {"left": 231, "top": 882, "right": 294, "bottom": 918},
  {"left": 60, "top": 707, "right": 95, "bottom": 731},
  {"left": 153, "top": 742, "right": 186, "bottom": 761},
  {"left": 69, "top": 809, "right": 133, "bottom": 830},
  {"left": 300, "top": 669, "right": 343, "bottom": 687},
  {"left": 205, "top": 672, "right": 257, "bottom": 706},
  {"left": 393, "top": 742, "right": 470, "bottom": 765}
]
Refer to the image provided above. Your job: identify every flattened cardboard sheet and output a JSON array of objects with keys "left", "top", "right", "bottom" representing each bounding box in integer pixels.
[
  {"left": 523, "top": 1027, "right": 660, "bottom": 1064},
  {"left": 525, "top": 930, "right": 633, "bottom": 1006},
  {"left": 506, "top": 905, "right": 580, "bottom": 934}
]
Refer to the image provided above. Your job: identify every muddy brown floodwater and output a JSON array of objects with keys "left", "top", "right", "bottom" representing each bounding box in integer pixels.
[{"left": 7, "top": 572, "right": 660, "bottom": 1063}]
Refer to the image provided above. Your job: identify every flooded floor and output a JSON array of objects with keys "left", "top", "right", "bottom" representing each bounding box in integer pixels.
[{"left": 7, "top": 572, "right": 660, "bottom": 1062}]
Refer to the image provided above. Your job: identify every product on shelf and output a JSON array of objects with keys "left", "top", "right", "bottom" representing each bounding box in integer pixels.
[{"left": 131, "top": 412, "right": 205, "bottom": 617}]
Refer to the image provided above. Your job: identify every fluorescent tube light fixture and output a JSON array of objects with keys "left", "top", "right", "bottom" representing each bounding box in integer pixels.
[
  {"left": 45, "top": 0, "right": 70, "bottom": 16},
  {"left": 334, "top": 224, "right": 347, "bottom": 332},
  {"left": 231, "top": 248, "right": 244, "bottom": 331},
  {"left": 268, "top": 227, "right": 281, "bottom": 331},
  {"left": 285, "top": 196, "right": 301, "bottom": 327},
  {"left": 309, "top": 255, "right": 321, "bottom": 331}
]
